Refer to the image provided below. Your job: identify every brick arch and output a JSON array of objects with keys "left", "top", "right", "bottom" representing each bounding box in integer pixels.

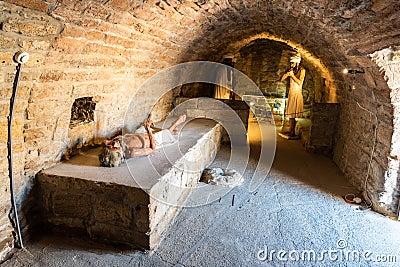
[{"left": 182, "top": 32, "right": 339, "bottom": 103}]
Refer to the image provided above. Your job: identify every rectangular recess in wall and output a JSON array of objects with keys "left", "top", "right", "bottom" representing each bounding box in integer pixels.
[{"left": 69, "top": 97, "right": 96, "bottom": 128}]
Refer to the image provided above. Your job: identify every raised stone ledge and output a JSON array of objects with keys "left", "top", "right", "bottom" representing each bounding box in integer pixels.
[
  {"left": 36, "top": 118, "right": 222, "bottom": 250},
  {"left": 174, "top": 97, "right": 249, "bottom": 144}
]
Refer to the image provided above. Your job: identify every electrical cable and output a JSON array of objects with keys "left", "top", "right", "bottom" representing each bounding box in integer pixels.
[
  {"left": 7, "top": 52, "right": 29, "bottom": 249},
  {"left": 355, "top": 101, "right": 378, "bottom": 208}
]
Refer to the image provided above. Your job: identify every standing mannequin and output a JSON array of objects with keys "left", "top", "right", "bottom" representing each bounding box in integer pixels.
[
  {"left": 214, "top": 56, "right": 234, "bottom": 100},
  {"left": 279, "top": 53, "right": 306, "bottom": 137}
]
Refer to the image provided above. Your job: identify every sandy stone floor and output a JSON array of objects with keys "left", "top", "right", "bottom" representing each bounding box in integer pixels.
[{"left": 3, "top": 122, "right": 400, "bottom": 267}]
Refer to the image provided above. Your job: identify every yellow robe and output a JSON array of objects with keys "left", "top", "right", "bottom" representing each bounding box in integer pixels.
[{"left": 286, "top": 68, "right": 304, "bottom": 118}]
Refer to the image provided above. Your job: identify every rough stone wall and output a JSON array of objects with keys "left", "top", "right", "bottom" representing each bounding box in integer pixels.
[
  {"left": 37, "top": 174, "right": 151, "bottom": 249},
  {"left": 174, "top": 97, "right": 249, "bottom": 144},
  {"left": 149, "top": 121, "right": 223, "bottom": 249},
  {"left": 0, "top": 2, "right": 63, "bottom": 256},
  {"left": 308, "top": 103, "right": 339, "bottom": 155},
  {"left": 235, "top": 39, "right": 288, "bottom": 97},
  {"left": 35, "top": 120, "right": 222, "bottom": 250},
  {"left": 0, "top": 0, "right": 399, "bottom": 257},
  {"left": 180, "top": 83, "right": 215, "bottom": 98},
  {"left": 0, "top": 0, "right": 181, "bottom": 256},
  {"left": 235, "top": 39, "right": 325, "bottom": 105},
  {"left": 234, "top": 38, "right": 329, "bottom": 121},
  {"left": 333, "top": 58, "right": 396, "bottom": 216},
  {"left": 150, "top": 87, "right": 181, "bottom": 123},
  {"left": 369, "top": 47, "right": 400, "bottom": 216}
]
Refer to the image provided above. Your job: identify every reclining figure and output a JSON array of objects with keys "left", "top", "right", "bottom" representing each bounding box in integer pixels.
[{"left": 99, "top": 115, "right": 186, "bottom": 167}]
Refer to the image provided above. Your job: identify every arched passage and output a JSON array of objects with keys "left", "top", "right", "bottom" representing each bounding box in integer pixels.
[{"left": 171, "top": 1, "right": 399, "bottom": 216}]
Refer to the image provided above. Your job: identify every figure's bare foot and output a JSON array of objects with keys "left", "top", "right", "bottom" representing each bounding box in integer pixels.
[
  {"left": 175, "top": 114, "right": 186, "bottom": 125},
  {"left": 168, "top": 115, "right": 186, "bottom": 134},
  {"left": 145, "top": 118, "right": 154, "bottom": 129}
]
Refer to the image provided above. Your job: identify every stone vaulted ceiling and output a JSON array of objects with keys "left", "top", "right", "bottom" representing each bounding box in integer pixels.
[{"left": 38, "top": 0, "right": 399, "bottom": 96}]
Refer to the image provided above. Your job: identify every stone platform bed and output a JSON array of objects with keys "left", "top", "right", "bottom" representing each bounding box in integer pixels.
[{"left": 36, "top": 119, "right": 222, "bottom": 250}]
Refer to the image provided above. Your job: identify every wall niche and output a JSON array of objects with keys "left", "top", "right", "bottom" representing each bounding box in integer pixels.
[
  {"left": 69, "top": 97, "right": 96, "bottom": 128},
  {"left": 66, "top": 97, "right": 98, "bottom": 159}
]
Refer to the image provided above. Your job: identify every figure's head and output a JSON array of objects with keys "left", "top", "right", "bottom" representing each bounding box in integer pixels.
[
  {"left": 290, "top": 53, "right": 301, "bottom": 68},
  {"left": 99, "top": 139, "right": 123, "bottom": 167}
]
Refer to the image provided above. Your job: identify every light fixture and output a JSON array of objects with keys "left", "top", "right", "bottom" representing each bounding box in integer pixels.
[
  {"left": 343, "top": 68, "right": 365, "bottom": 90},
  {"left": 14, "top": 51, "right": 30, "bottom": 64},
  {"left": 343, "top": 68, "right": 365, "bottom": 74}
]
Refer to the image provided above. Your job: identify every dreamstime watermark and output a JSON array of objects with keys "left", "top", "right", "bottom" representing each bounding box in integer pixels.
[{"left": 257, "top": 239, "right": 397, "bottom": 264}]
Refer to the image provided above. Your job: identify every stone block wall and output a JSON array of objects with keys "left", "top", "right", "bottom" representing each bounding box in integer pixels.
[
  {"left": 35, "top": 120, "right": 222, "bottom": 250},
  {"left": 235, "top": 39, "right": 327, "bottom": 104},
  {"left": 148, "top": 121, "right": 223, "bottom": 249},
  {"left": 37, "top": 174, "right": 151, "bottom": 249},
  {"left": 174, "top": 97, "right": 249, "bottom": 144},
  {"left": 0, "top": 1, "right": 182, "bottom": 256},
  {"left": 333, "top": 48, "right": 400, "bottom": 216},
  {"left": 0, "top": 2, "right": 63, "bottom": 256},
  {"left": 369, "top": 47, "right": 400, "bottom": 216},
  {"left": 307, "top": 103, "right": 340, "bottom": 155},
  {"left": 235, "top": 39, "right": 288, "bottom": 97}
]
